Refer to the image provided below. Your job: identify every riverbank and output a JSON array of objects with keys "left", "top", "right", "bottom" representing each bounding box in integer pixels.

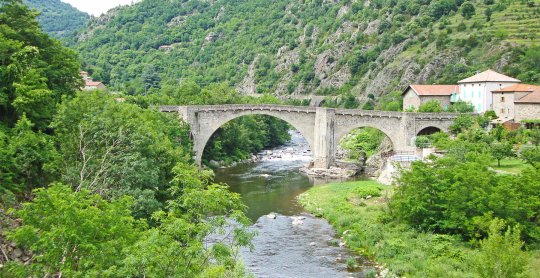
[{"left": 298, "top": 180, "right": 539, "bottom": 277}]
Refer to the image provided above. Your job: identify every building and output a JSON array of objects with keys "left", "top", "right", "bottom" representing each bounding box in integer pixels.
[
  {"left": 492, "top": 84, "right": 539, "bottom": 121},
  {"left": 456, "top": 69, "right": 521, "bottom": 113},
  {"left": 401, "top": 69, "right": 540, "bottom": 127},
  {"left": 402, "top": 85, "right": 459, "bottom": 111},
  {"left": 80, "top": 71, "right": 106, "bottom": 91}
]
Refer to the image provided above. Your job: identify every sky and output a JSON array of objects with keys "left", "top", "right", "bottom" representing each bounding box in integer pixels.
[{"left": 61, "top": 0, "right": 137, "bottom": 16}]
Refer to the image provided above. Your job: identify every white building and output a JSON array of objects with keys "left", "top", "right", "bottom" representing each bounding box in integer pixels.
[{"left": 456, "top": 69, "right": 521, "bottom": 113}]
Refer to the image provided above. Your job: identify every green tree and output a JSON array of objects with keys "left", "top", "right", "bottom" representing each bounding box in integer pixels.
[
  {"left": 116, "top": 163, "right": 254, "bottom": 277},
  {"left": 418, "top": 100, "right": 443, "bottom": 112},
  {"left": 473, "top": 219, "right": 528, "bottom": 278},
  {"left": 520, "top": 146, "right": 540, "bottom": 169},
  {"left": 448, "top": 101, "right": 475, "bottom": 113},
  {"left": 491, "top": 142, "right": 513, "bottom": 166},
  {"left": 6, "top": 184, "right": 142, "bottom": 277},
  {"left": 461, "top": 2, "right": 476, "bottom": 20},
  {"left": 0, "top": 0, "right": 81, "bottom": 129},
  {"left": 526, "top": 127, "right": 540, "bottom": 146},
  {"left": 52, "top": 91, "right": 192, "bottom": 218},
  {"left": 484, "top": 7, "right": 492, "bottom": 22},
  {"left": 450, "top": 114, "right": 476, "bottom": 134}
]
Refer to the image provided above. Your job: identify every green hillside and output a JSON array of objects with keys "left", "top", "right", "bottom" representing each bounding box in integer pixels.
[
  {"left": 25, "top": 0, "right": 88, "bottom": 38},
  {"left": 71, "top": 0, "right": 540, "bottom": 107}
]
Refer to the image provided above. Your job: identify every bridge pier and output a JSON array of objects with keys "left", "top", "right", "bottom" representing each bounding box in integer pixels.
[{"left": 313, "top": 108, "right": 335, "bottom": 168}]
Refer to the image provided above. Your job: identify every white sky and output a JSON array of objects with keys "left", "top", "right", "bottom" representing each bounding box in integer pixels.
[{"left": 61, "top": 0, "right": 137, "bottom": 16}]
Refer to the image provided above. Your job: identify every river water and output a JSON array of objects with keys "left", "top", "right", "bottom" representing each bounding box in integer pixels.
[{"left": 214, "top": 131, "right": 370, "bottom": 278}]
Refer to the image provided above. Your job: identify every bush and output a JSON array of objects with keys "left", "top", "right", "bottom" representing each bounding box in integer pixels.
[
  {"left": 418, "top": 100, "right": 443, "bottom": 112},
  {"left": 473, "top": 219, "right": 529, "bottom": 278}
]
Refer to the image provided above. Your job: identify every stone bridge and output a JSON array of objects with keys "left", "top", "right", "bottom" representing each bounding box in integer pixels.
[{"left": 160, "top": 105, "right": 460, "bottom": 168}]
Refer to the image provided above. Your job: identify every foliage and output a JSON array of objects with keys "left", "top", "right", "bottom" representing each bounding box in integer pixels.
[
  {"left": 24, "top": 0, "right": 89, "bottom": 38},
  {"left": 115, "top": 163, "right": 254, "bottom": 277},
  {"left": 376, "top": 91, "right": 402, "bottom": 111},
  {"left": 6, "top": 184, "right": 143, "bottom": 277},
  {"left": 418, "top": 100, "right": 443, "bottom": 113},
  {"left": 447, "top": 101, "right": 475, "bottom": 113},
  {"left": 526, "top": 127, "right": 540, "bottom": 146},
  {"left": 5, "top": 167, "right": 254, "bottom": 277},
  {"left": 449, "top": 114, "right": 476, "bottom": 134},
  {"left": 473, "top": 219, "right": 529, "bottom": 278},
  {"left": 339, "top": 127, "right": 386, "bottom": 161},
  {"left": 300, "top": 181, "right": 477, "bottom": 277},
  {"left": 519, "top": 146, "right": 540, "bottom": 169},
  {"left": 51, "top": 91, "right": 192, "bottom": 218},
  {"left": 391, "top": 152, "right": 540, "bottom": 244},
  {"left": 490, "top": 141, "right": 514, "bottom": 167},
  {"left": 461, "top": 1, "right": 476, "bottom": 19},
  {"left": 415, "top": 135, "right": 432, "bottom": 148},
  {"left": 0, "top": 0, "right": 81, "bottom": 130}
]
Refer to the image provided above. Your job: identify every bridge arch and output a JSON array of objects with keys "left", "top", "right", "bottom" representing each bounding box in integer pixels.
[
  {"left": 191, "top": 110, "right": 316, "bottom": 165},
  {"left": 334, "top": 124, "right": 397, "bottom": 153},
  {"left": 417, "top": 126, "right": 442, "bottom": 136}
]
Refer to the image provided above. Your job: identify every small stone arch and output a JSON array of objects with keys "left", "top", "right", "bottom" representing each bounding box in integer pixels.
[
  {"left": 417, "top": 126, "right": 442, "bottom": 136},
  {"left": 193, "top": 111, "right": 316, "bottom": 165}
]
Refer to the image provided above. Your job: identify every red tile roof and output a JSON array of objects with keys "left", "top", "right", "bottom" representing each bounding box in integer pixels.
[
  {"left": 515, "top": 90, "right": 540, "bottom": 104},
  {"left": 86, "top": 81, "right": 103, "bottom": 86},
  {"left": 404, "top": 85, "right": 459, "bottom": 96},
  {"left": 458, "top": 69, "right": 521, "bottom": 83},
  {"left": 492, "top": 84, "right": 540, "bottom": 93}
]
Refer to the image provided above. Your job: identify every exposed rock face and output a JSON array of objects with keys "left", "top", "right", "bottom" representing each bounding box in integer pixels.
[
  {"left": 1, "top": 209, "right": 32, "bottom": 266},
  {"left": 237, "top": 55, "right": 260, "bottom": 95},
  {"left": 364, "top": 137, "right": 393, "bottom": 177},
  {"left": 363, "top": 20, "right": 380, "bottom": 35}
]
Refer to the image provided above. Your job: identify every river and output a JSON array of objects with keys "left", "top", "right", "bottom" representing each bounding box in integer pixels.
[{"left": 214, "top": 131, "right": 371, "bottom": 278}]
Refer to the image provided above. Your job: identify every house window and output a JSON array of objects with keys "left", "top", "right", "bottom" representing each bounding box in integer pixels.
[
  {"left": 501, "top": 97, "right": 505, "bottom": 102},
  {"left": 501, "top": 108, "right": 504, "bottom": 114}
]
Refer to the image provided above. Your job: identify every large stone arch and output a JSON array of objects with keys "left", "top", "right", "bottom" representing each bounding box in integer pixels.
[
  {"left": 333, "top": 114, "right": 405, "bottom": 151},
  {"left": 189, "top": 109, "right": 317, "bottom": 165}
]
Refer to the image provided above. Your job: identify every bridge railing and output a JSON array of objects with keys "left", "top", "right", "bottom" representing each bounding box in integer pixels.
[{"left": 159, "top": 104, "right": 466, "bottom": 119}]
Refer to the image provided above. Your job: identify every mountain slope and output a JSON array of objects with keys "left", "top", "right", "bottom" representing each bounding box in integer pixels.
[
  {"left": 71, "top": 0, "right": 540, "bottom": 107},
  {"left": 25, "top": 0, "right": 89, "bottom": 38}
]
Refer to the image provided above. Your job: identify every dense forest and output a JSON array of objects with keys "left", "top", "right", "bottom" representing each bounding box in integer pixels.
[
  {"left": 24, "top": 0, "right": 89, "bottom": 38},
  {"left": 70, "top": 0, "right": 540, "bottom": 108},
  {"left": 0, "top": 1, "right": 256, "bottom": 276}
]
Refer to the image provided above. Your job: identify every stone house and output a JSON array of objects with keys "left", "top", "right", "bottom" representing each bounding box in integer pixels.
[
  {"left": 492, "top": 84, "right": 540, "bottom": 122},
  {"left": 81, "top": 71, "right": 106, "bottom": 91},
  {"left": 456, "top": 69, "right": 521, "bottom": 113},
  {"left": 513, "top": 88, "right": 540, "bottom": 123},
  {"left": 402, "top": 85, "right": 459, "bottom": 111}
]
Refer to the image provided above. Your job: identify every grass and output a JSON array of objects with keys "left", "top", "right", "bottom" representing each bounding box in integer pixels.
[
  {"left": 491, "top": 158, "right": 532, "bottom": 174},
  {"left": 299, "top": 180, "right": 538, "bottom": 277}
]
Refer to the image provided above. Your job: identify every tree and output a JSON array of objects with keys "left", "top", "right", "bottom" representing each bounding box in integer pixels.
[
  {"left": 448, "top": 101, "right": 474, "bottom": 112},
  {"left": 0, "top": 0, "right": 81, "bottom": 129},
  {"left": 51, "top": 91, "right": 192, "bottom": 218},
  {"left": 473, "top": 219, "right": 528, "bottom": 278},
  {"left": 418, "top": 100, "right": 443, "bottom": 112},
  {"left": 485, "top": 7, "right": 492, "bottom": 22},
  {"left": 520, "top": 146, "right": 540, "bottom": 169},
  {"left": 491, "top": 142, "right": 513, "bottom": 166},
  {"left": 6, "top": 184, "right": 142, "bottom": 277},
  {"left": 461, "top": 2, "right": 476, "bottom": 20},
  {"left": 526, "top": 127, "right": 540, "bottom": 146},
  {"left": 450, "top": 114, "right": 476, "bottom": 134}
]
